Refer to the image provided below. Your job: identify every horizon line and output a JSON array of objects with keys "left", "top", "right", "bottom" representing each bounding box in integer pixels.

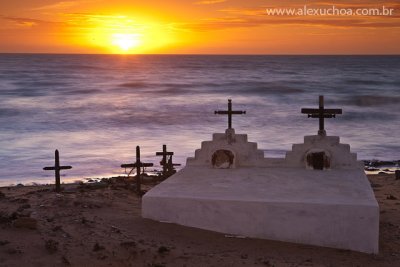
[{"left": 1, "top": 52, "right": 400, "bottom": 56}]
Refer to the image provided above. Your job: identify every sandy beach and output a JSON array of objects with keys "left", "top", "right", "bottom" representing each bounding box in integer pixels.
[{"left": 0, "top": 173, "right": 398, "bottom": 267}]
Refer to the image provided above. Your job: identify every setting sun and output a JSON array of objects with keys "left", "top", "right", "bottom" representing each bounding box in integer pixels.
[{"left": 111, "top": 33, "right": 141, "bottom": 52}]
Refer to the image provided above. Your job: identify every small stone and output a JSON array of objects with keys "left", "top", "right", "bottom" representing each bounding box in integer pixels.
[
  {"left": 17, "top": 204, "right": 31, "bottom": 212},
  {"left": 157, "top": 246, "right": 169, "bottom": 254},
  {"left": 120, "top": 241, "right": 136, "bottom": 248},
  {"left": 370, "top": 183, "right": 382, "bottom": 188},
  {"left": 395, "top": 170, "right": 400, "bottom": 180},
  {"left": 240, "top": 254, "right": 248, "bottom": 259},
  {"left": 6, "top": 247, "right": 22, "bottom": 254},
  {"left": 52, "top": 225, "right": 63, "bottom": 232},
  {"left": 45, "top": 239, "right": 59, "bottom": 254},
  {"left": 0, "top": 212, "right": 12, "bottom": 224},
  {"left": 93, "top": 242, "right": 105, "bottom": 252},
  {"left": 387, "top": 195, "right": 398, "bottom": 200},
  {"left": 13, "top": 217, "right": 37, "bottom": 229},
  {"left": 0, "top": 240, "right": 10, "bottom": 246},
  {"left": 61, "top": 256, "right": 71, "bottom": 265},
  {"left": 0, "top": 191, "right": 5, "bottom": 199}
]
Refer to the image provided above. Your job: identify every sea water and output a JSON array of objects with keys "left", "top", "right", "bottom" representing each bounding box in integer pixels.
[{"left": 0, "top": 54, "right": 399, "bottom": 185}]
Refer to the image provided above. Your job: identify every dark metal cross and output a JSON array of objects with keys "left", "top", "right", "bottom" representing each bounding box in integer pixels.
[
  {"left": 301, "top": 95, "right": 342, "bottom": 136},
  {"left": 43, "top": 149, "right": 72, "bottom": 193},
  {"left": 156, "top": 144, "right": 180, "bottom": 179},
  {"left": 121, "top": 146, "right": 153, "bottom": 195},
  {"left": 215, "top": 99, "right": 246, "bottom": 129}
]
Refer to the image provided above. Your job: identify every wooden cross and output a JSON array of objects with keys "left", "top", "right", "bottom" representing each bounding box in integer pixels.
[
  {"left": 301, "top": 95, "right": 342, "bottom": 136},
  {"left": 43, "top": 149, "right": 72, "bottom": 193},
  {"left": 121, "top": 146, "right": 153, "bottom": 194},
  {"left": 156, "top": 144, "right": 180, "bottom": 179},
  {"left": 215, "top": 99, "right": 246, "bottom": 129}
]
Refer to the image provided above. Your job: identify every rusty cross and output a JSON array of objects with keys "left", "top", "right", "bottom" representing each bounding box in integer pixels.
[
  {"left": 43, "top": 149, "right": 72, "bottom": 192},
  {"left": 121, "top": 146, "right": 153, "bottom": 195},
  {"left": 301, "top": 95, "right": 342, "bottom": 136},
  {"left": 156, "top": 144, "right": 180, "bottom": 179},
  {"left": 215, "top": 99, "right": 246, "bottom": 129}
]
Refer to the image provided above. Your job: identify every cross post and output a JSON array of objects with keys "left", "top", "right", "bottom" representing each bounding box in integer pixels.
[
  {"left": 43, "top": 149, "right": 72, "bottom": 192},
  {"left": 215, "top": 99, "right": 246, "bottom": 129},
  {"left": 156, "top": 144, "right": 173, "bottom": 178},
  {"left": 301, "top": 95, "right": 342, "bottom": 136},
  {"left": 121, "top": 146, "right": 153, "bottom": 195},
  {"left": 156, "top": 144, "right": 180, "bottom": 179}
]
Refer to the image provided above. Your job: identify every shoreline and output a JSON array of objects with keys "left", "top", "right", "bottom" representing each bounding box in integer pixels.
[{"left": 1, "top": 159, "right": 399, "bottom": 188}]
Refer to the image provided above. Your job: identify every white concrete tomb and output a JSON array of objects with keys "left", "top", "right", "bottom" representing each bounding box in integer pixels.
[{"left": 142, "top": 129, "right": 379, "bottom": 253}]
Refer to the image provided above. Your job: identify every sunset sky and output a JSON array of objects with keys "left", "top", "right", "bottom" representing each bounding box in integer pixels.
[{"left": 0, "top": 0, "right": 399, "bottom": 54}]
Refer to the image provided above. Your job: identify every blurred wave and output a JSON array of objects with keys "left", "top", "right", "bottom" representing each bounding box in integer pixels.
[{"left": 0, "top": 54, "right": 399, "bottom": 185}]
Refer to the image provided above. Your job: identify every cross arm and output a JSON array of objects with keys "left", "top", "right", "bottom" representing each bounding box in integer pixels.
[
  {"left": 309, "top": 114, "right": 336, "bottom": 118},
  {"left": 215, "top": 110, "right": 228, "bottom": 114},
  {"left": 301, "top": 108, "right": 342, "bottom": 114},
  {"left": 121, "top": 162, "right": 154, "bottom": 168},
  {"left": 121, "top": 163, "right": 135, "bottom": 168},
  {"left": 156, "top": 152, "right": 174, "bottom": 156},
  {"left": 43, "top": 167, "right": 56, "bottom": 171},
  {"left": 231, "top": 111, "right": 246, "bottom": 114},
  {"left": 59, "top": 166, "right": 72, "bottom": 170}
]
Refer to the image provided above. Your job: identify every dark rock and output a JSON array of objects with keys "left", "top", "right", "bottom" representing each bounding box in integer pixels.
[
  {"left": 0, "top": 212, "right": 12, "bottom": 224},
  {"left": 9, "top": 212, "right": 18, "bottom": 220},
  {"left": 61, "top": 256, "right": 71, "bottom": 265},
  {"left": 111, "top": 225, "right": 121, "bottom": 233},
  {"left": 17, "top": 210, "right": 32, "bottom": 218},
  {"left": 52, "top": 225, "right": 63, "bottom": 232},
  {"left": 12, "top": 198, "right": 29, "bottom": 204},
  {"left": 366, "top": 160, "right": 397, "bottom": 167},
  {"left": 157, "top": 246, "right": 170, "bottom": 254},
  {"left": 365, "top": 167, "right": 379, "bottom": 171},
  {"left": 6, "top": 247, "right": 22, "bottom": 254},
  {"left": 93, "top": 242, "right": 105, "bottom": 252},
  {"left": 45, "top": 239, "right": 59, "bottom": 254},
  {"left": 0, "top": 191, "right": 5, "bottom": 199},
  {"left": 13, "top": 217, "right": 38, "bottom": 229},
  {"left": 17, "top": 204, "right": 31, "bottom": 212},
  {"left": 387, "top": 195, "right": 398, "bottom": 200},
  {"left": 396, "top": 170, "right": 400, "bottom": 180},
  {"left": 378, "top": 172, "right": 387, "bottom": 175},
  {"left": 0, "top": 240, "right": 10, "bottom": 246},
  {"left": 120, "top": 241, "right": 136, "bottom": 248},
  {"left": 16, "top": 184, "right": 24, "bottom": 187}
]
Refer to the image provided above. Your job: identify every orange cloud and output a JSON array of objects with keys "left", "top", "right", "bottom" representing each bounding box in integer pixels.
[{"left": 195, "top": 0, "right": 226, "bottom": 5}]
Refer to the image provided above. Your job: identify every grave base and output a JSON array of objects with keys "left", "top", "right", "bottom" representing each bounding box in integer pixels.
[{"left": 142, "top": 167, "right": 379, "bottom": 253}]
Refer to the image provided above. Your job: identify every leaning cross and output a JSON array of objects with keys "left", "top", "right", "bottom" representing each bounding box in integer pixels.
[
  {"left": 215, "top": 99, "right": 246, "bottom": 129},
  {"left": 156, "top": 144, "right": 180, "bottom": 179},
  {"left": 43, "top": 149, "right": 72, "bottom": 193},
  {"left": 156, "top": 144, "right": 174, "bottom": 178},
  {"left": 301, "top": 95, "right": 342, "bottom": 136},
  {"left": 121, "top": 146, "right": 153, "bottom": 195}
]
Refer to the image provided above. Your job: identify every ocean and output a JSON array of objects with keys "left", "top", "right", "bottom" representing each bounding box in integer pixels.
[{"left": 0, "top": 54, "right": 399, "bottom": 185}]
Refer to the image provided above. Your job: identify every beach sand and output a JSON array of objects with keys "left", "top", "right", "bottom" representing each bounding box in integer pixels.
[{"left": 0, "top": 174, "right": 399, "bottom": 267}]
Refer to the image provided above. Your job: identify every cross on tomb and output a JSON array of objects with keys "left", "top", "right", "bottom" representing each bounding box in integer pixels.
[
  {"left": 215, "top": 99, "right": 246, "bottom": 129},
  {"left": 43, "top": 149, "right": 72, "bottom": 193},
  {"left": 301, "top": 95, "right": 342, "bottom": 136},
  {"left": 121, "top": 146, "right": 153, "bottom": 195},
  {"left": 156, "top": 144, "right": 180, "bottom": 179}
]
